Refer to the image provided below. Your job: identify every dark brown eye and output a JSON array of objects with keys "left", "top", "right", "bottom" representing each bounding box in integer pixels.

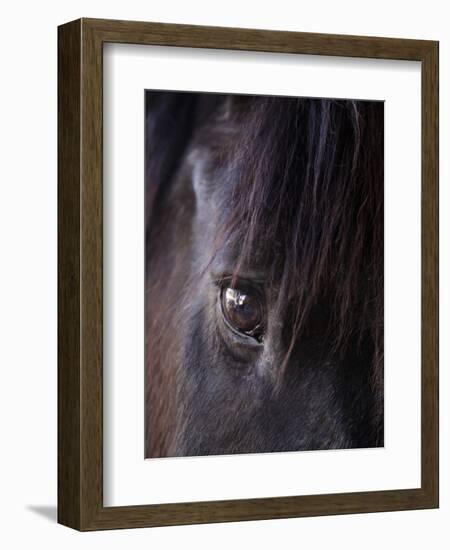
[{"left": 220, "top": 286, "right": 264, "bottom": 342}]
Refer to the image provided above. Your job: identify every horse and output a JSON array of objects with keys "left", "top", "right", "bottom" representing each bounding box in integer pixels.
[{"left": 144, "top": 91, "right": 384, "bottom": 458}]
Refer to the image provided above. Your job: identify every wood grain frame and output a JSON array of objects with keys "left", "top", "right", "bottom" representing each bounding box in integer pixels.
[{"left": 58, "top": 18, "right": 439, "bottom": 530}]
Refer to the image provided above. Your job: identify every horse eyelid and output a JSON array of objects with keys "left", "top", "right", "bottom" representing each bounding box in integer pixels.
[{"left": 211, "top": 272, "right": 266, "bottom": 291}]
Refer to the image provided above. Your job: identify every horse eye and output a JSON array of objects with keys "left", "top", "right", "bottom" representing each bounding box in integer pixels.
[{"left": 220, "top": 286, "right": 264, "bottom": 342}]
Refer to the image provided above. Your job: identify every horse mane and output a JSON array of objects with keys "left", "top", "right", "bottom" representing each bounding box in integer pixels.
[{"left": 145, "top": 91, "right": 384, "bottom": 399}]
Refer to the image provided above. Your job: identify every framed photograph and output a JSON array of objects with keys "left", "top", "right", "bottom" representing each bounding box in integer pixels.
[{"left": 58, "top": 18, "right": 439, "bottom": 530}]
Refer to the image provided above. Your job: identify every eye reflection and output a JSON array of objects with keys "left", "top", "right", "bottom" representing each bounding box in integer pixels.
[{"left": 220, "top": 286, "right": 264, "bottom": 342}]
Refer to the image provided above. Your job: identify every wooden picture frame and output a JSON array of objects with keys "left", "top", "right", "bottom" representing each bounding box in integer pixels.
[{"left": 58, "top": 17, "right": 439, "bottom": 530}]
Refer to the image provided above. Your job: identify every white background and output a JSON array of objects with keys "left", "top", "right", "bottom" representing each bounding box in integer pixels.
[
  {"left": 0, "top": 0, "right": 448, "bottom": 548},
  {"left": 104, "top": 45, "right": 421, "bottom": 505}
]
